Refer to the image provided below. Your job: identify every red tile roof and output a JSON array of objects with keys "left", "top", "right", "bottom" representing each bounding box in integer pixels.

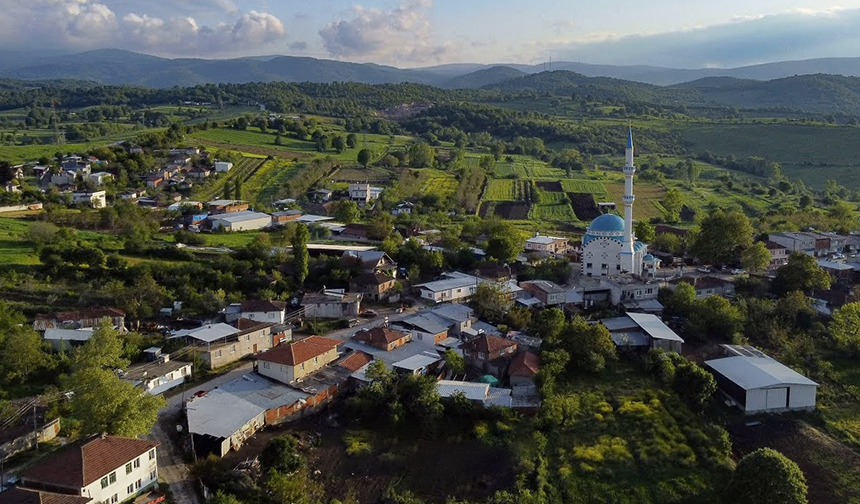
[
  {"left": 22, "top": 435, "right": 158, "bottom": 489},
  {"left": 508, "top": 352, "right": 540, "bottom": 378},
  {"left": 337, "top": 351, "right": 373, "bottom": 372},
  {"left": 462, "top": 334, "right": 517, "bottom": 354},
  {"left": 0, "top": 487, "right": 92, "bottom": 504},
  {"left": 256, "top": 336, "right": 341, "bottom": 366},
  {"left": 352, "top": 327, "right": 410, "bottom": 349}
]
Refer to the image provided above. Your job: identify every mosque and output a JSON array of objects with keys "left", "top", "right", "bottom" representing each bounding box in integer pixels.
[{"left": 581, "top": 129, "right": 659, "bottom": 278}]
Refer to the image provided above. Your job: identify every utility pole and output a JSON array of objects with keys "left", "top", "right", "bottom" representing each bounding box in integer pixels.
[{"left": 32, "top": 404, "right": 38, "bottom": 451}]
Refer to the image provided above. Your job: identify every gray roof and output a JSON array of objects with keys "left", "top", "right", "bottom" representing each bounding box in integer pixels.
[
  {"left": 210, "top": 211, "right": 271, "bottom": 224},
  {"left": 601, "top": 316, "right": 639, "bottom": 332},
  {"left": 626, "top": 313, "right": 684, "bottom": 343},
  {"left": 527, "top": 235, "right": 566, "bottom": 245},
  {"left": 392, "top": 352, "right": 442, "bottom": 371},
  {"left": 395, "top": 313, "right": 450, "bottom": 335},
  {"left": 437, "top": 380, "right": 489, "bottom": 401},
  {"left": 485, "top": 388, "right": 513, "bottom": 408},
  {"left": 705, "top": 356, "right": 818, "bottom": 390},
  {"left": 122, "top": 359, "right": 191, "bottom": 382},
  {"left": 427, "top": 303, "right": 474, "bottom": 324},
  {"left": 818, "top": 260, "right": 854, "bottom": 271},
  {"left": 520, "top": 280, "right": 566, "bottom": 294},
  {"left": 471, "top": 321, "right": 501, "bottom": 336},
  {"left": 416, "top": 275, "right": 478, "bottom": 293},
  {"left": 610, "top": 331, "right": 650, "bottom": 347},
  {"left": 187, "top": 373, "right": 309, "bottom": 439},
  {"left": 43, "top": 328, "right": 94, "bottom": 341},
  {"left": 172, "top": 323, "right": 239, "bottom": 343}
]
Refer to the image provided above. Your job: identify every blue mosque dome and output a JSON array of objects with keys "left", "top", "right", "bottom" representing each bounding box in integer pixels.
[{"left": 588, "top": 213, "right": 625, "bottom": 233}]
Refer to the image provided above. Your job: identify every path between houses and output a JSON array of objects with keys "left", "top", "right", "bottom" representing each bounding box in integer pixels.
[{"left": 148, "top": 361, "right": 254, "bottom": 504}]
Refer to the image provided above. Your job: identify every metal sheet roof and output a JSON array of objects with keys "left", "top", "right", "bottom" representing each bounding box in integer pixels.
[
  {"left": 210, "top": 211, "right": 271, "bottom": 224},
  {"left": 427, "top": 303, "right": 474, "bottom": 324},
  {"left": 626, "top": 313, "right": 684, "bottom": 342},
  {"left": 43, "top": 328, "right": 94, "bottom": 341},
  {"left": 437, "top": 380, "right": 489, "bottom": 401},
  {"left": 392, "top": 353, "right": 441, "bottom": 371},
  {"left": 705, "top": 356, "right": 818, "bottom": 390}
]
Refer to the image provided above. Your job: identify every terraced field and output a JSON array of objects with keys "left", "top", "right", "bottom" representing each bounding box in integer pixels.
[
  {"left": 561, "top": 180, "right": 608, "bottom": 195},
  {"left": 195, "top": 156, "right": 267, "bottom": 201},
  {"left": 605, "top": 182, "right": 667, "bottom": 220},
  {"left": 422, "top": 175, "right": 459, "bottom": 199},
  {"left": 483, "top": 180, "right": 516, "bottom": 201}
]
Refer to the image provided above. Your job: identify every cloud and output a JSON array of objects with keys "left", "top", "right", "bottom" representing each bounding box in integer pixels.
[
  {"left": 290, "top": 41, "right": 309, "bottom": 51},
  {"left": 319, "top": 0, "right": 456, "bottom": 64},
  {"left": 554, "top": 8, "right": 860, "bottom": 68},
  {"left": 0, "top": 0, "right": 286, "bottom": 56}
]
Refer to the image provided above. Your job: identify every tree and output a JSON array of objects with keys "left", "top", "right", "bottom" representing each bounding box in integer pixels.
[
  {"left": 673, "top": 359, "right": 716, "bottom": 410},
  {"left": 486, "top": 235, "right": 520, "bottom": 263},
  {"left": 234, "top": 179, "right": 242, "bottom": 201},
  {"left": 690, "top": 209, "right": 753, "bottom": 265},
  {"left": 662, "top": 188, "right": 684, "bottom": 223},
  {"left": 222, "top": 180, "right": 231, "bottom": 200},
  {"left": 557, "top": 318, "right": 617, "bottom": 373},
  {"left": 315, "top": 135, "right": 330, "bottom": 152},
  {"left": 292, "top": 224, "right": 310, "bottom": 286},
  {"left": 443, "top": 348, "right": 465, "bottom": 374},
  {"left": 1, "top": 329, "right": 51, "bottom": 382},
  {"left": 333, "top": 200, "right": 361, "bottom": 224},
  {"left": 208, "top": 491, "right": 246, "bottom": 504},
  {"left": 407, "top": 143, "right": 435, "bottom": 168},
  {"left": 773, "top": 252, "right": 831, "bottom": 295},
  {"left": 346, "top": 133, "right": 358, "bottom": 149},
  {"left": 357, "top": 149, "right": 371, "bottom": 168},
  {"left": 730, "top": 448, "right": 808, "bottom": 504},
  {"left": 528, "top": 308, "right": 566, "bottom": 343},
  {"left": 830, "top": 302, "right": 860, "bottom": 356},
  {"left": 260, "top": 435, "right": 303, "bottom": 474},
  {"left": 105, "top": 275, "right": 169, "bottom": 325},
  {"left": 741, "top": 241, "right": 771, "bottom": 272},
  {"left": 634, "top": 220, "right": 655, "bottom": 243},
  {"left": 332, "top": 135, "right": 347, "bottom": 153},
  {"left": 470, "top": 282, "right": 512, "bottom": 324},
  {"left": 68, "top": 367, "right": 165, "bottom": 437},
  {"left": 72, "top": 321, "right": 129, "bottom": 372}
]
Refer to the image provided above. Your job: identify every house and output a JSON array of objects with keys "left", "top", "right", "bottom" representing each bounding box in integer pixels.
[
  {"left": 341, "top": 223, "right": 369, "bottom": 240},
  {"left": 119, "top": 189, "right": 146, "bottom": 201},
  {"left": 121, "top": 354, "right": 192, "bottom": 395},
  {"left": 461, "top": 334, "right": 518, "bottom": 378},
  {"left": 349, "top": 272, "right": 397, "bottom": 302},
  {"left": 436, "top": 380, "right": 513, "bottom": 408},
  {"left": 392, "top": 353, "right": 442, "bottom": 376},
  {"left": 666, "top": 276, "right": 735, "bottom": 299},
  {"left": 209, "top": 211, "right": 271, "bottom": 232},
  {"left": 766, "top": 241, "right": 788, "bottom": 270},
  {"left": 42, "top": 328, "right": 94, "bottom": 350},
  {"left": 705, "top": 345, "right": 818, "bottom": 414},
  {"left": 348, "top": 183, "right": 383, "bottom": 205},
  {"left": 391, "top": 202, "right": 414, "bottom": 216},
  {"left": 225, "top": 300, "right": 288, "bottom": 324},
  {"left": 601, "top": 312, "right": 684, "bottom": 353},
  {"left": 186, "top": 166, "right": 211, "bottom": 179},
  {"left": 0, "top": 411, "right": 61, "bottom": 465},
  {"left": 86, "top": 172, "right": 113, "bottom": 186},
  {"left": 256, "top": 336, "right": 342, "bottom": 384},
  {"left": 72, "top": 191, "right": 107, "bottom": 209},
  {"left": 0, "top": 487, "right": 92, "bottom": 504},
  {"left": 341, "top": 251, "right": 397, "bottom": 275},
  {"left": 310, "top": 189, "right": 333, "bottom": 202},
  {"left": 415, "top": 272, "right": 480, "bottom": 303},
  {"left": 173, "top": 321, "right": 291, "bottom": 369},
  {"left": 302, "top": 290, "right": 362, "bottom": 319},
  {"left": 33, "top": 308, "right": 125, "bottom": 332},
  {"left": 768, "top": 231, "right": 846, "bottom": 257},
  {"left": 525, "top": 234, "right": 569, "bottom": 256},
  {"left": 20, "top": 435, "right": 159, "bottom": 504},
  {"left": 817, "top": 260, "right": 855, "bottom": 282},
  {"left": 143, "top": 172, "right": 165, "bottom": 188},
  {"left": 392, "top": 313, "right": 449, "bottom": 346},
  {"left": 508, "top": 351, "right": 540, "bottom": 386},
  {"left": 519, "top": 280, "right": 567, "bottom": 307},
  {"left": 214, "top": 161, "right": 233, "bottom": 173},
  {"left": 128, "top": 145, "right": 144, "bottom": 154},
  {"left": 426, "top": 303, "right": 475, "bottom": 337},
  {"left": 352, "top": 327, "right": 412, "bottom": 351},
  {"left": 271, "top": 210, "right": 303, "bottom": 226},
  {"left": 207, "top": 199, "right": 249, "bottom": 214}
]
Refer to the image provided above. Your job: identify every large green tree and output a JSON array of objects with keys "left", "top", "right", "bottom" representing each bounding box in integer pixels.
[
  {"left": 529, "top": 308, "right": 566, "bottom": 343},
  {"left": 773, "top": 252, "right": 831, "bottom": 295},
  {"left": 68, "top": 367, "right": 165, "bottom": 437},
  {"left": 73, "top": 322, "right": 130, "bottom": 372},
  {"left": 729, "top": 448, "right": 808, "bottom": 504},
  {"left": 557, "top": 318, "right": 617, "bottom": 373},
  {"left": 407, "top": 142, "right": 435, "bottom": 168},
  {"left": 690, "top": 209, "right": 753, "bottom": 265},
  {"left": 469, "top": 282, "right": 512, "bottom": 324},
  {"left": 741, "top": 241, "right": 772, "bottom": 272},
  {"left": 292, "top": 223, "right": 310, "bottom": 286},
  {"left": 1, "top": 329, "right": 52, "bottom": 382},
  {"left": 357, "top": 148, "right": 371, "bottom": 168},
  {"left": 634, "top": 220, "right": 656, "bottom": 243},
  {"left": 333, "top": 200, "right": 361, "bottom": 224},
  {"left": 830, "top": 302, "right": 860, "bottom": 356}
]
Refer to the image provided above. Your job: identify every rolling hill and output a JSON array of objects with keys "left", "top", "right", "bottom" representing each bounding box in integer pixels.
[{"left": 444, "top": 66, "right": 526, "bottom": 89}]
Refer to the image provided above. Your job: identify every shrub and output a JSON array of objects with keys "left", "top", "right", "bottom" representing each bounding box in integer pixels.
[{"left": 343, "top": 431, "right": 372, "bottom": 456}]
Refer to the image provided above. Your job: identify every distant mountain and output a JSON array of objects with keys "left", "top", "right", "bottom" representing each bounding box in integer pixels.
[{"left": 445, "top": 66, "right": 526, "bottom": 89}]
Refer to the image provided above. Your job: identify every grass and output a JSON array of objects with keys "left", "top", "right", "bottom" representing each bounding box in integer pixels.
[
  {"left": 483, "top": 179, "right": 517, "bottom": 201},
  {"left": 158, "top": 232, "right": 261, "bottom": 249},
  {"left": 243, "top": 160, "right": 301, "bottom": 208},
  {"left": 605, "top": 183, "right": 667, "bottom": 220},
  {"left": 0, "top": 217, "right": 38, "bottom": 266},
  {"left": 194, "top": 156, "right": 266, "bottom": 201},
  {"left": 561, "top": 180, "right": 608, "bottom": 194}
]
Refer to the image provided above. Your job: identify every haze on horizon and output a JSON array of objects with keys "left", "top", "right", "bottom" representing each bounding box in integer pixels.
[{"left": 1, "top": 0, "right": 859, "bottom": 69}]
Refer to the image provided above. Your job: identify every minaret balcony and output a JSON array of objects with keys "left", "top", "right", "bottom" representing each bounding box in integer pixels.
[
  {"left": 623, "top": 166, "right": 636, "bottom": 174},
  {"left": 622, "top": 195, "right": 635, "bottom": 204}
]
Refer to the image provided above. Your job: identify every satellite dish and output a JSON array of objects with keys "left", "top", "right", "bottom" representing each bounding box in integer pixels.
[{"left": 176, "top": 425, "right": 183, "bottom": 432}]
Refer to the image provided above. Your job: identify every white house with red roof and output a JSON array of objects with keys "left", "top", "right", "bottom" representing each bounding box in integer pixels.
[{"left": 256, "top": 336, "right": 342, "bottom": 384}]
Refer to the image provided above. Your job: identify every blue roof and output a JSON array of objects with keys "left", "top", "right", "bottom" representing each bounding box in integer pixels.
[
  {"left": 627, "top": 128, "right": 634, "bottom": 149},
  {"left": 643, "top": 254, "right": 655, "bottom": 261},
  {"left": 588, "top": 214, "right": 625, "bottom": 233},
  {"left": 634, "top": 241, "right": 645, "bottom": 252}
]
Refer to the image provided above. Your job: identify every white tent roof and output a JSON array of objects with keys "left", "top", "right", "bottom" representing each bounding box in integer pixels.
[{"left": 705, "top": 356, "right": 818, "bottom": 390}]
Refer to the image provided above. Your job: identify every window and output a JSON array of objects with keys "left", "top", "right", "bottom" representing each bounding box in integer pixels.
[
  {"left": 111, "top": 494, "right": 118, "bottom": 504},
  {"left": 109, "top": 472, "right": 116, "bottom": 484},
  {"left": 617, "top": 265, "right": 621, "bottom": 270},
  {"left": 135, "top": 479, "right": 142, "bottom": 490},
  {"left": 245, "top": 335, "right": 250, "bottom": 341},
  {"left": 127, "top": 484, "right": 134, "bottom": 494},
  {"left": 149, "top": 471, "right": 157, "bottom": 481},
  {"left": 263, "top": 362, "right": 269, "bottom": 369},
  {"left": 101, "top": 477, "right": 109, "bottom": 489},
  {"left": 214, "top": 350, "right": 222, "bottom": 358},
  {"left": 299, "top": 363, "right": 305, "bottom": 370},
  {"left": 478, "top": 352, "right": 487, "bottom": 360},
  {"left": 149, "top": 449, "right": 156, "bottom": 460},
  {"left": 313, "top": 356, "right": 318, "bottom": 364},
  {"left": 134, "top": 458, "right": 140, "bottom": 469},
  {"left": 586, "top": 263, "right": 592, "bottom": 268},
  {"left": 231, "top": 344, "right": 236, "bottom": 353},
  {"left": 126, "top": 463, "right": 132, "bottom": 474}
]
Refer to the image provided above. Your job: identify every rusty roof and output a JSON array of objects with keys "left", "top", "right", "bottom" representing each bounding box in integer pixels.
[
  {"left": 508, "top": 352, "right": 540, "bottom": 377},
  {"left": 239, "top": 300, "right": 287, "bottom": 313},
  {"left": 22, "top": 435, "right": 158, "bottom": 489},
  {"left": 255, "top": 336, "right": 341, "bottom": 366},
  {"left": 37, "top": 308, "right": 125, "bottom": 321},
  {"left": 461, "top": 334, "right": 517, "bottom": 354},
  {"left": 352, "top": 327, "right": 410, "bottom": 349},
  {"left": 337, "top": 351, "right": 374, "bottom": 372}
]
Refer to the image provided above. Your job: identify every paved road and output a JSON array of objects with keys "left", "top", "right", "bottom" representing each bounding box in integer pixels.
[
  {"left": 320, "top": 304, "right": 423, "bottom": 342},
  {"left": 147, "top": 361, "right": 254, "bottom": 504}
]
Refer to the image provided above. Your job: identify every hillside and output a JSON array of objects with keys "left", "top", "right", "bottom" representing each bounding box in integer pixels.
[{"left": 444, "top": 66, "right": 526, "bottom": 89}]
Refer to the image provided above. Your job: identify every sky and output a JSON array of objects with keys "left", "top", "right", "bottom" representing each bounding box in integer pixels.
[{"left": 1, "top": 0, "right": 860, "bottom": 68}]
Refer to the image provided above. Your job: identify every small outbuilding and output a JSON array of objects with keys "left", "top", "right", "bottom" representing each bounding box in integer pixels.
[{"left": 705, "top": 345, "right": 818, "bottom": 415}]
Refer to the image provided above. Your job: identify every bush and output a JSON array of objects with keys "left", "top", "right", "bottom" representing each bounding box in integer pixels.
[
  {"left": 729, "top": 448, "right": 808, "bottom": 504},
  {"left": 259, "top": 435, "right": 303, "bottom": 473},
  {"left": 343, "top": 431, "right": 372, "bottom": 456}
]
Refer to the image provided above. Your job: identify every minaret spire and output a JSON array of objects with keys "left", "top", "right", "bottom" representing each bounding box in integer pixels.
[{"left": 620, "top": 127, "right": 637, "bottom": 274}]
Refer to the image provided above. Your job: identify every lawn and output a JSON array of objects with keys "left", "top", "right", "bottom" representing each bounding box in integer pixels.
[{"left": 0, "top": 217, "right": 38, "bottom": 266}]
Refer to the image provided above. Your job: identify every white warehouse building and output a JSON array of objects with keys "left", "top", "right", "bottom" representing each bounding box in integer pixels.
[
  {"left": 209, "top": 211, "right": 271, "bottom": 232},
  {"left": 705, "top": 345, "right": 818, "bottom": 415}
]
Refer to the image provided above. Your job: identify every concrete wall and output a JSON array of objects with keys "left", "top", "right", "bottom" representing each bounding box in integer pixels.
[{"left": 0, "top": 418, "right": 60, "bottom": 461}]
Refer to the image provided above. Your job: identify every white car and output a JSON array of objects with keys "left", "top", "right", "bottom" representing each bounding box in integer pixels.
[
  {"left": 731, "top": 268, "right": 746, "bottom": 275},
  {"left": 697, "top": 266, "right": 711, "bottom": 273}
]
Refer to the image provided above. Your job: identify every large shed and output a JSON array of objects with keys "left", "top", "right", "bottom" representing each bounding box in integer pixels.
[{"left": 705, "top": 346, "right": 818, "bottom": 414}]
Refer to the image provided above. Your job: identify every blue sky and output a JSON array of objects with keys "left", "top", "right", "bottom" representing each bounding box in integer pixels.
[{"left": 2, "top": 0, "right": 860, "bottom": 68}]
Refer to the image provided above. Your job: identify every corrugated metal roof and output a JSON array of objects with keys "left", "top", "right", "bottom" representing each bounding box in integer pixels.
[
  {"left": 210, "top": 211, "right": 271, "bottom": 224},
  {"left": 627, "top": 313, "right": 684, "bottom": 343},
  {"left": 393, "top": 353, "right": 441, "bottom": 371},
  {"left": 437, "top": 380, "right": 489, "bottom": 401},
  {"left": 427, "top": 303, "right": 474, "bottom": 323},
  {"left": 705, "top": 356, "right": 818, "bottom": 390}
]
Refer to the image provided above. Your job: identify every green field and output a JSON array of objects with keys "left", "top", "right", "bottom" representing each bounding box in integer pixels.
[
  {"left": 605, "top": 183, "right": 666, "bottom": 220},
  {"left": 194, "top": 156, "right": 267, "bottom": 201},
  {"left": 483, "top": 179, "right": 516, "bottom": 201},
  {"left": 0, "top": 217, "right": 39, "bottom": 265},
  {"left": 561, "top": 180, "right": 608, "bottom": 194}
]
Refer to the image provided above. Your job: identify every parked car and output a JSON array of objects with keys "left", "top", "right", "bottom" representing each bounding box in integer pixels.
[
  {"left": 347, "top": 318, "right": 360, "bottom": 328},
  {"left": 697, "top": 266, "right": 711, "bottom": 273},
  {"left": 360, "top": 310, "right": 378, "bottom": 318},
  {"left": 731, "top": 268, "right": 746, "bottom": 275}
]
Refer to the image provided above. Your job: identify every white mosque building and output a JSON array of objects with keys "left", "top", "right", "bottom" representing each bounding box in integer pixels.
[{"left": 581, "top": 129, "right": 659, "bottom": 278}]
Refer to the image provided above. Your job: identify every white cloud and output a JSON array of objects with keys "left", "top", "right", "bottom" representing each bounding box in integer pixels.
[
  {"left": 0, "top": 0, "right": 286, "bottom": 56},
  {"left": 319, "top": 0, "right": 457, "bottom": 64}
]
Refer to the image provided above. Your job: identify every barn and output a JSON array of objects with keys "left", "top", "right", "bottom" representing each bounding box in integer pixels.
[{"left": 705, "top": 345, "right": 818, "bottom": 415}]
